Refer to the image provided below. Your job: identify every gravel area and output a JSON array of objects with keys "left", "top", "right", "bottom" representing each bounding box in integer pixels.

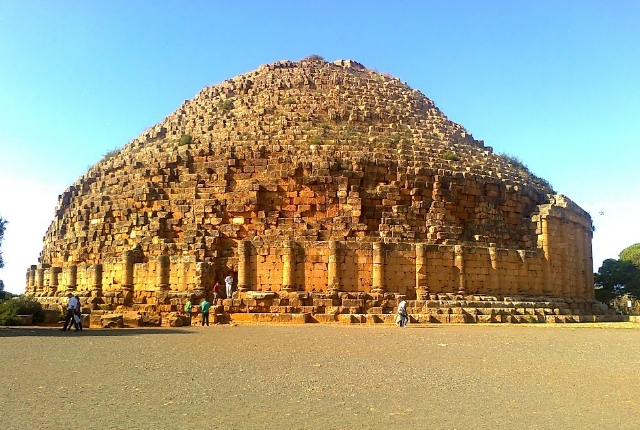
[{"left": 1, "top": 323, "right": 640, "bottom": 429}]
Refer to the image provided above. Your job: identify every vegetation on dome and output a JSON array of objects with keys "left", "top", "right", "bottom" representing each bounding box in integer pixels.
[{"left": 179, "top": 134, "right": 193, "bottom": 146}]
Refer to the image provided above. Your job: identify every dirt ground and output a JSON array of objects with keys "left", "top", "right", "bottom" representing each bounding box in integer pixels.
[{"left": 1, "top": 322, "right": 640, "bottom": 430}]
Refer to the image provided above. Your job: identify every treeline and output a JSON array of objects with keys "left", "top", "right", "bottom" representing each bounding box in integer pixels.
[
  {"left": 595, "top": 243, "right": 640, "bottom": 302},
  {"left": 0, "top": 291, "right": 45, "bottom": 326}
]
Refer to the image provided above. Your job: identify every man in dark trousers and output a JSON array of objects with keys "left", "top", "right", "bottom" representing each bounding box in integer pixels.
[
  {"left": 61, "top": 292, "right": 79, "bottom": 332},
  {"left": 200, "top": 297, "right": 211, "bottom": 326}
]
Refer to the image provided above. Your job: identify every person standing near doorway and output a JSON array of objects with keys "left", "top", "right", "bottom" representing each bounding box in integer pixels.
[
  {"left": 212, "top": 282, "right": 220, "bottom": 304},
  {"left": 224, "top": 273, "right": 234, "bottom": 301}
]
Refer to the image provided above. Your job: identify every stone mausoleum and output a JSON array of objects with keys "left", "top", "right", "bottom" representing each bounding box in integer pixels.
[{"left": 27, "top": 57, "right": 610, "bottom": 326}]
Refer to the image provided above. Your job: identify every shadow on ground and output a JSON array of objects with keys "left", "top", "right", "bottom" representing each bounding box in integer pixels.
[{"left": 0, "top": 326, "right": 196, "bottom": 337}]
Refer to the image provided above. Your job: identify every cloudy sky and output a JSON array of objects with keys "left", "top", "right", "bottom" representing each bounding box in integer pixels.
[{"left": 1, "top": 0, "right": 639, "bottom": 293}]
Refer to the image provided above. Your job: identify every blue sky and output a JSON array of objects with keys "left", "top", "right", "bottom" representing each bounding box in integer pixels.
[{"left": 0, "top": 0, "right": 638, "bottom": 293}]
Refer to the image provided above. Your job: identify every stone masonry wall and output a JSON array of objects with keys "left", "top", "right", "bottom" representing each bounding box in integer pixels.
[
  {"left": 28, "top": 58, "right": 595, "bottom": 316},
  {"left": 28, "top": 196, "right": 593, "bottom": 301}
]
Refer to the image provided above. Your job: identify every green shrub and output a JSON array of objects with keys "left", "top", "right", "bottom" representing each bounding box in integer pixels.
[
  {"left": 179, "top": 135, "right": 193, "bottom": 146},
  {"left": 309, "top": 136, "right": 322, "bottom": 145},
  {"left": 218, "top": 99, "right": 234, "bottom": 112},
  {"left": 0, "top": 295, "right": 44, "bottom": 325},
  {"left": 282, "top": 97, "right": 296, "bottom": 105},
  {"left": 499, "top": 152, "right": 529, "bottom": 172},
  {"left": 442, "top": 150, "right": 460, "bottom": 161},
  {"left": 101, "top": 148, "right": 121, "bottom": 163},
  {"left": 499, "top": 152, "right": 553, "bottom": 191}
]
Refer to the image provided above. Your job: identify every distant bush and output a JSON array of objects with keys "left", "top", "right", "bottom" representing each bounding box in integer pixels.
[
  {"left": 218, "top": 99, "right": 234, "bottom": 112},
  {"left": 282, "top": 97, "right": 296, "bottom": 105},
  {"left": 0, "top": 295, "right": 44, "bottom": 325},
  {"left": 179, "top": 135, "right": 193, "bottom": 146},
  {"left": 305, "top": 54, "right": 325, "bottom": 62},
  {"left": 308, "top": 136, "right": 322, "bottom": 145},
  {"left": 499, "top": 152, "right": 529, "bottom": 172},
  {"left": 101, "top": 148, "right": 121, "bottom": 163},
  {"left": 442, "top": 151, "right": 460, "bottom": 161},
  {"left": 499, "top": 152, "right": 554, "bottom": 192}
]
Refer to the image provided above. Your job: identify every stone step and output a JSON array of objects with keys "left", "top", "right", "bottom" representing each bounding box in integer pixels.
[{"left": 224, "top": 313, "right": 627, "bottom": 325}]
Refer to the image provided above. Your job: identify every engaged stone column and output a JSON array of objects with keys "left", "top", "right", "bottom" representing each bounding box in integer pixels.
[
  {"left": 583, "top": 226, "right": 595, "bottom": 300},
  {"left": 237, "top": 240, "right": 251, "bottom": 292},
  {"left": 517, "top": 250, "right": 528, "bottom": 295},
  {"left": 282, "top": 241, "right": 296, "bottom": 292},
  {"left": 415, "top": 243, "right": 428, "bottom": 299},
  {"left": 488, "top": 246, "right": 499, "bottom": 295},
  {"left": 327, "top": 240, "right": 341, "bottom": 294},
  {"left": 454, "top": 245, "right": 466, "bottom": 295},
  {"left": 156, "top": 255, "right": 170, "bottom": 291},
  {"left": 122, "top": 250, "right": 135, "bottom": 292},
  {"left": 560, "top": 221, "right": 571, "bottom": 298},
  {"left": 36, "top": 267, "right": 45, "bottom": 295},
  {"left": 541, "top": 218, "right": 552, "bottom": 295},
  {"left": 49, "top": 267, "right": 61, "bottom": 294},
  {"left": 371, "top": 242, "right": 385, "bottom": 294},
  {"left": 66, "top": 265, "right": 78, "bottom": 292},
  {"left": 91, "top": 264, "right": 103, "bottom": 295},
  {"left": 571, "top": 224, "right": 584, "bottom": 298},
  {"left": 27, "top": 266, "right": 36, "bottom": 294},
  {"left": 587, "top": 228, "right": 595, "bottom": 300}
]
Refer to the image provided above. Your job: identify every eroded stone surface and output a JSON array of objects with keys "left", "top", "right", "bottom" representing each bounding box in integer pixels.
[{"left": 26, "top": 57, "right": 597, "bottom": 323}]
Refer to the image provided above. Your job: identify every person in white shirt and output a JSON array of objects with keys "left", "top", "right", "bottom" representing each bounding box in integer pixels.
[
  {"left": 225, "top": 274, "right": 234, "bottom": 300},
  {"left": 61, "top": 292, "right": 80, "bottom": 332},
  {"left": 397, "top": 299, "right": 408, "bottom": 328}
]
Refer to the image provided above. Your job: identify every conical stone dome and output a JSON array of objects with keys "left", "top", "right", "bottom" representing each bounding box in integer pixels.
[
  {"left": 41, "top": 57, "right": 555, "bottom": 263},
  {"left": 28, "top": 57, "right": 598, "bottom": 322}
]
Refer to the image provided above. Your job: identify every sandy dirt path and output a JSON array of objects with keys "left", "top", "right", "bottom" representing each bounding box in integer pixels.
[{"left": 1, "top": 323, "right": 639, "bottom": 429}]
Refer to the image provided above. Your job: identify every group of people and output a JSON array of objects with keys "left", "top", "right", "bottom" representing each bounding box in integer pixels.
[
  {"left": 61, "top": 292, "right": 83, "bottom": 332},
  {"left": 184, "top": 273, "right": 235, "bottom": 326},
  {"left": 60, "top": 274, "right": 410, "bottom": 329}
]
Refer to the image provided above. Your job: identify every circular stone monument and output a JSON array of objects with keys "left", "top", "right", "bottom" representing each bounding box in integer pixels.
[{"left": 28, "top": 57, "right": 600, "bottom": 324}]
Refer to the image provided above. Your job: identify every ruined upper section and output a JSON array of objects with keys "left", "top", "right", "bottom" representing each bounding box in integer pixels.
[{"left": 40, "top": 56, "right": 566, "bottom": 266}]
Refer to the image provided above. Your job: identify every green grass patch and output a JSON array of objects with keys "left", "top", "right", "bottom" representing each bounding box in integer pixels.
[
  {"left": 179, "top": 134, "right": 193, "bottom": 146},
  {"left": 218, "top": 99, "right": 234, "bottom": 112},
  {"left": 442, "top": 150, "right": 460, "bottom": 161}
]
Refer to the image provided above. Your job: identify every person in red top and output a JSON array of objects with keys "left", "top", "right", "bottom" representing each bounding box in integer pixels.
[{"left": 212, "top": 282, "right": 220, "bottom": 305}]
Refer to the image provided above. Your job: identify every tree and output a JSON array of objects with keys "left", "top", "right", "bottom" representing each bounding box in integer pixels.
[
  {"left": 620, "top": 243, "right": 640, "bottom": 269},
  {"left": 595, "top": 258, "right": 640, "bottom": 302},
  {"left": 0, "top": 216, "right": 6, "bottom": 269}
]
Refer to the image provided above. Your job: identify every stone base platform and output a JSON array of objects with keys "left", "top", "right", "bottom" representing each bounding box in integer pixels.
[
  {"left": 35, "top": 292, "right": 620, "bottom": 328},
  {"left": 227, "top": 312, "right": 626, "bottom": 324}
]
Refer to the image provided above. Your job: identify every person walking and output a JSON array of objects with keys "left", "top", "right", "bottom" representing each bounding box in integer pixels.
[
  {"left": 73, "top": 294, "right": 83, "bottom": 331},
  {"left": 61, "top": 292, "right": 79, "bottom": 332},
  {"left": 224, "top": 273, "right": 234, "bottom": 301},
  {"left": 200, "top": 298, "right": 211, "bottom": 326}
]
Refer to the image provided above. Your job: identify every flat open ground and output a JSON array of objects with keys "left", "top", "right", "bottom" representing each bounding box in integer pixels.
[{"left": 1, "top": 323, "right": 639, "bottom": 430}]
